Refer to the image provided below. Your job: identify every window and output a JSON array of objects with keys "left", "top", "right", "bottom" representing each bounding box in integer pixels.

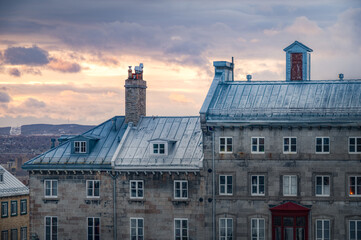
[
  {"left": 315, "top": 176, "right": 330, "bottom": 196},
  {"left": 74, "top": 141, "right": 86, "bottom": 153},
  {"left": 251, "top": 218, "right": 265, "bottom": 240},
  {"left": 219, "top": 175, "right": 233, "bottom": 195},
  {"left": 10, "top": 200, "right": 17, "bottom": 216},
  {"left": 20, "top": 227, "right": 27, "bottom": 240},
  {"left": 174, "top": 180, "right": 188, "bottom": 199},
  {"left": 130, "top": 180, "right": 144, "bottom": 199},
  {"left": 349, "top": 176, "right": 361, "bottom": 196},
  {"left": 20, "top": 199, "right": 27, "bottom": 215},
  {"left": 11, "top": 229, "right": 17, "bottom": 240},
  {"left": 252, "top": 137, "right": 265, "bottom": 153},
  {"left": 45, "top": 216, "right": 57, "bottom": 240},
  {"left": 130, "top": 218, "right": 144, "bottom": 240},
  {"left": 283, "top": 175, "right": 297, "bottom": 196},
  {"left": 153, "top": 143, "right": 165, "bottom": 155},
  {"left": 251, "top": 175, "right": 265, "bottom": 196},
  {"left": 44, "top": 180, "right": 58, "bottom": 198},
  {"left": 284, "top": 137, "right": 297, "bottom": 153},
  {"left": 349, "top": 220, "right": 361, "bottom": 240},
  {"left": 88, "top": 217, "right": 100, "bottom": 240},
  {"left": 0, "top": 173, "right": 3, "bottom": 183},
  {"left": 1, "top": 202, "right": 8, "bottom": 217},
  {"left": 219, "top": 218, "right": 233, "bottom": 240},
  {"left": 174, "top": 218, "right": 188, "bottom": 240},
  {"left": 1, "top": 230, "right": 8, "bottom": 240},
  {"left": 316, "top": 219, "right": 330, "bottom": 240},
  {"left": 349, "top": 137, "right": 361, "bottom": 153},
  {"left": 87, "top": 180, "right": 100, "bottom": 198},
  {"left": 220, "top": 137, "right": 232, "bottom": 153},
  {"left": 315, "top": 137, "right": 329, "bottom": 153}
]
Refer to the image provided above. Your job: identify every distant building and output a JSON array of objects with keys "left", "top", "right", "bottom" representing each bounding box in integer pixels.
[{"left": 0, "top": 166, "right": 29, "bottom": 240}]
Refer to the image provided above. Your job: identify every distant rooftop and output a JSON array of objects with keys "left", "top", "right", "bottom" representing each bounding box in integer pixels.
[{"left": 0, "top": 166, "right": 29, "bottom": 198}]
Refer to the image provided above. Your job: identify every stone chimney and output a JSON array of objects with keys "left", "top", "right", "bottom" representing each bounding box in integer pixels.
[{"left": 125, "top": 63, "right": 147, "bottom": 125}]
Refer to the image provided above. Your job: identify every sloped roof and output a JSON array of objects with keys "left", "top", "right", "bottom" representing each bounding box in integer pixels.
[
  {"left": 22, "top": 116, "right": 127, "bottom": 170},
  {"left": 0, "top": 166, "right": 29, "bottom": 197},
  {"left": 283, "top": 41, "right": 313, "bottom": 52},
  {"left": 270, "top": 201, "right": 310, "bottom": 212},
  {"left": 112, "top": 116, "right": 203, "bottom": 171}
]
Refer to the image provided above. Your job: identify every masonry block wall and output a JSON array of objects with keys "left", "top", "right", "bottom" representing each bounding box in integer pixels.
[{"left": 125, "top": 78, "right": 147, "bottom": 125}]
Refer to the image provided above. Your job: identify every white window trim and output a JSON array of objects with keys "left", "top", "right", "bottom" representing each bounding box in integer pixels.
[
  {"left": 44, "top": 180, "right": 58, "bottom": 198},
  {"left": 251, "top": 175, "right": 265, "bottom": 196},
  {"left": 316, "top": 219, "right": 330, "bottom": 240},
  {"left": 315, "top": 137, "right": 330, "bottom": 154},
  {"left": 151, "top": 141, "right": 168, "bottom": 155},
  {"left": 10, "top": 200, "right": 17, "bottom": 216},
  {"left": 349, "top": 137, "right": 361, "bottom": 154},
  {"left": 251, "top": 218, "right": 265, "bottom": 240},
  {"left": 44, "top": 216, "right": 57, "bottom": 240},
  {"left": 283, "top": 175, "right": 297, "bottom": 196},
  {"left": 349, "top": 176, "right": 361, "bottom": 197},
  {"left": 174, "top": 218, "right": 188, "bottom": 240},
  {"left": 87, "top": 217, "right": 100, "bottom": 240},
  {"left": 349, "top": 220, "right": 361, "bottom": 240},
  {"left": 1, "top": 202, "right": 8, "bottom": 217},
  {"left": 130, "top": 217, "right": 144, "bottom": 240},
  {"left": 219, "top": 218, "right": 233, "bottom": 240},
  {"left": 74, "top": 141, "right": 87, "bottom": 153},
  {"left": 283, "top": 137, "right": 297, "bottom": 154},
  {"left": 20, "top": 199, "right": 27, "bottom": 215},
  {"left": 251, "top": 137, "right": 265, "bottom": 154},
  {"left": 315, "top": 175, "right": 330, "bottom": 197},
  {"left": 219, "top": 175, "right": 233, "bottom": 196},
  {"left": 174, "top": 180, "right": 188, "bottom": 200},
  {"left": 219, "top": 137, "right": 233, "bottom": 153},
  {"left": 86, "top": 180, "right": 100, "bottom": 198},
  {"left": 130, "top": 180, "right": 144, "bottom": 199}
]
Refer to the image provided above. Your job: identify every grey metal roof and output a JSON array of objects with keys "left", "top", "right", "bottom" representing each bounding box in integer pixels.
[
  {"left": 201, "top": 80, "right": 361, "bottom": 123},
  {"left": 22, "top": 116, "right": 127, "bottom": 170},
  {"left": 112, "top": 116, "right": 203, "bottom": 171},
  {"left": 0, "top": 166, "right": 29, "bottom": 197}
]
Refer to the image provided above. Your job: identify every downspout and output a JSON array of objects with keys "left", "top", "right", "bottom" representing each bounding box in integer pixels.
[
  {"left": 212, "top": 131, "right": 216, "bottom": 240},
  {"left": 109, "top": 172, "right": 119, "bottom": 240}
]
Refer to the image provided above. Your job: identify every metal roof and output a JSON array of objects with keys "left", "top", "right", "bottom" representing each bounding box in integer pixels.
[
  {"left": 112, "top": 116, "right": 203, "bottom": 171},
  {"left": 0, "top": 166, "right": 29, "bottom": 197}
]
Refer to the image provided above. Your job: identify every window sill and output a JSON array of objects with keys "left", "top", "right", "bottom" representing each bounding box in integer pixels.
[
  {"left": 20, "top": 212, "right": 27, "bottom": 215},
  {"left": 171, "top": 199, "right": 190, "bottom": 205},
  {"left": 128, "top": 198, "right": 145, "bottom": 203},
  {"left": 10, "top": 214, "right": 18, "bottom": 217},
  {"left": 42, "top": 198, "right": 59, "bottom": 203},
  {"left": 84, "top": 198, "right": 101, "bottom": 204}
]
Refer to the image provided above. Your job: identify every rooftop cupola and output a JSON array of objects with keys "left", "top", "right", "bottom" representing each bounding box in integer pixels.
[
  {"left": 213, "top": 60, "right": 234, "bottom": 82},
  {"left": 125, "top": 63, "right": 147, "bottom": 125},
  {"left": 283, "top": 41, "right": 313, "bottom": 81}
]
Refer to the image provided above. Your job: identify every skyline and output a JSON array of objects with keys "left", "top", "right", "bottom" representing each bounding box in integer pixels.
[{"left": 0, "top": 0, "right": 360, "bottom": 127}]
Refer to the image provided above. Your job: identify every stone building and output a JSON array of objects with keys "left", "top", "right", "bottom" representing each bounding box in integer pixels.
[{"left": 0, "top": 166, "right": 29, "bottom": 240}]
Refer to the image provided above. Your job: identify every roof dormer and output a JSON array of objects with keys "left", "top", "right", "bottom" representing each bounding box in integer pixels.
[
  {"left": 148, "top": 138, "right": 177, "bottom": 156},
  {"left": 71, "top": 135, "right": 100, "bottom": 154},
  {"left": 284, "top": 41, "right": 313, "bottom": 81},
  {"left": 0, "top": 168, "right": 4, "bottom": 183}
]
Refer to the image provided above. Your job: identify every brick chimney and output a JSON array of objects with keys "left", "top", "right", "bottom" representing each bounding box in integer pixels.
[{"left": 124, "top": 63, "right": 147, "bottom": 125}]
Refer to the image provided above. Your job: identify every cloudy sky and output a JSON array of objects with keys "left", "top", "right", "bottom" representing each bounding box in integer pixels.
[{"left": 0, "top": 0, "right": 360, "bottom": 127}]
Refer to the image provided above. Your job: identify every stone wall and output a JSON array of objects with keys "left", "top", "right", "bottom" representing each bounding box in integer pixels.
[{"left": 125, "top": 78, "right": 147, "bottom": 125}]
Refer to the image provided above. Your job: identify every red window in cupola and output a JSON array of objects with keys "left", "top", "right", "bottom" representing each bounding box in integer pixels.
[{"left": 291, "top": 53, "right": 303, "bottom": 80}]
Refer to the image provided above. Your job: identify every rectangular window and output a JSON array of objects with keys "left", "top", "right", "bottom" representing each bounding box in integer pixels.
[
  {"left": 20, "top": 199, "right": 27, "bottom": 215},
  {"left": 283, "top": 137, "right": 297, "bottom": 153},
  {"left": 74, "top": 141, "right": 86, "bottom": 153},
  {"left": 130, "top": 218, "right": 144, "bottom": 240},
  {"left": 316, "top": 176, "right": 330, "bottom": 196},
  {"left": 1, "top": 230, "right": 8, "bottom": 240},
  {"left": 251, "top": 175, "right": 265, "bottom": 196},
  {"left": 174, "top": 180, "right": 188, "bottom": 199},
  {"left": 45, "top": 216, "right": 57, "bottom": 240},
  {"left": 349, "top": 176, "right": 361, "bottom": 196},
  {"left": 251, "top": 218, "right": 265, "bottom": 240},
  {"left": 44, "top": 180, "right": 58, "bottom": 198},
  {"left": 10, "top": 200, "right": 17, "bottom": 216},
  {"left": 219, "top": 218, "right": 233, "bottom": 240},
  {"left": 87, "top": 180, "right": 100, "bottom": 198},
  {"left": 349, "top": 220, "right": 361, "bottom": 240},
  {"left": 1, "top": 201, "right": 8, "bottom": 218},
  {"left": 174, "top": 218, "right": 188, "bottom": 240},
  {"left": 315, "top": 137, "right": 330, "bottom": 153},
  {"left": 153, "top": 143, "right": 165, "bottom": 154},
  {"left": 252, "top": 137, "right": 265, "bottom": 153},
  {"left": 20, "top": 227, "right": 27, "bottom": 240},
  {"left": 10, "top": 229, "right": 17, "bottom": 240},
  {"left": 219, "top": 175, "right": 233, "bottom": 195},
  {"left": 0, "top": 173, "right": 3, "bottom": 182},
  {"left": 316, "top": 219, "right": 330, "bottom": 240},
  {"left": 130, "top": 180, "right": 144, "bottom": 199},
  {"left": 87, "top": 217, "right": 100, "bottom": 240},
  {"left": 349, "top": 137, "right": 361, "bottom": 153},
  {"left": 283, "top": 175, "right": 297, "bottom": 196},
  {"left": 219, "top": 137, "right": 232, "bottom": 153}
]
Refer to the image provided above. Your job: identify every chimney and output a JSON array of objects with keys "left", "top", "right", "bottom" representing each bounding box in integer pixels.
[
  {"left": 125, "top": 63, "right": 147, "bottom": 125},
  {"left": 213, "top": 61, "right": 233, "bottom": 82}
]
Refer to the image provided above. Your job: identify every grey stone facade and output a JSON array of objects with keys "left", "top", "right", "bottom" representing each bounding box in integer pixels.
[{"left": 125, "top": 78, "right": 146, "bottom": 125}]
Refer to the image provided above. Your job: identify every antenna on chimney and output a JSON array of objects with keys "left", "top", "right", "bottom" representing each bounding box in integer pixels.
[{"left": 231, "top": 57, "right": 234, "bottom": 81}]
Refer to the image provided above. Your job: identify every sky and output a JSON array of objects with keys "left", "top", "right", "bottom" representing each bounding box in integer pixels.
[{"left": 0, "top": 0, "right": 360, "bottom": 127}]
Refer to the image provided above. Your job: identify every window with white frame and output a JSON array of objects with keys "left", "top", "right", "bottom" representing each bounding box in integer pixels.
[
  {"left": 349, "top": 137, "right": 361, "bottom": 153},
  {"left": 11, "top": 229, "right": 17, "bottom": 240},
  {"left": 251, "top": 218, "right": 265, "bottom": 240},
  {"left": 349, "top": 176, "right": 361, "bottom": 196},
  {"left": 283, "top": 175, "right": 297, "bottom": 196},
  {"left": 130, "top": 218, "right": 144, "bottom": 240},
  {"left": 316, "top": 219, "right": 330, "bottom": 240},
  {"left": 315, "top": 137, "right": 329, "bottom": 153},
  {"left": 20, "top": 227, "right": 27, "bottom": 240},
  {"left": 251, "top": 175, "right": 265, "bottom": 196},
  {"left": 252, "top": 137, "right": 265, "bottom": 153},
  {"left": 220, "top": 137, "right": 232, "bottom": 153},
  {"left": 152, "top": 143, "right": 166, "bottom": 155},
  {"left": 88, "top": 217, "right": 100, "bottom": 240},
  {"left": 219, "top": 175, "right": 233, "bottom": 195},
  {"left": 74, "top": 141, "right": 86, "bottom": 153},
  {"left": 45, "top": 216, "right": 57, "bottom": 240},
  {"left": 20, "top": 199, "right": 27, "bottom": 215},
  {"left": 174, "top": 218, "right": 188, "bottom": 240},
  {"left": 130, "top": 180, "right": 144, "bottom": 199},
  {"left": 174, "top": 180, "right": 188, "bottom": 199},
  {"left": 1, "top": 202, "right": 8, "bottom": 217},
  {"left": 1, "top": 231, "right": 8, "bottom": 240},
  {"left": 87, "top": 180, "right": 100, "bottom": 198},
  {"left": 349, "top": 220, "right": 361, "bottom": 240},
  {"left": 315, "top": 176, "right": 330, "bottom": 196},
  {"left": 44, "top": 180, "right": 58, "bottom": 198},
  {"left": 219, "top": 218, "right": 233, "bottom": 240},
  {"left": 11, "top": 200, "right": 17, "bottom": 216},
  {"left": 283, "top": 137, "right": 297, "bottom": 153}
]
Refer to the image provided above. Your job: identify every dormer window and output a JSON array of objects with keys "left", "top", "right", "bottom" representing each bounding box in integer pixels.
[
  {"left": 74, "top": 141, "right": 86, "bottom": 153},
  {"left": 152, "top": 143, "right": 166, "bottom": 155},
  {"left": 0, "top": 173, "right": 3, "bottom": 183}
]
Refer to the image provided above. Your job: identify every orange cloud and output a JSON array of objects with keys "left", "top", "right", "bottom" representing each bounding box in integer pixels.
[
  {"left": 48, "top": 58, "right": 81, "bottom": 73},
  {"left": 168, "top": 93, "right": 193, "bottom": 104}
]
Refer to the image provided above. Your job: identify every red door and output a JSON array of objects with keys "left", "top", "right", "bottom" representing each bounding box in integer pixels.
[{"left": 291, "top": 53, "right": 303, "bottom": 80}]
